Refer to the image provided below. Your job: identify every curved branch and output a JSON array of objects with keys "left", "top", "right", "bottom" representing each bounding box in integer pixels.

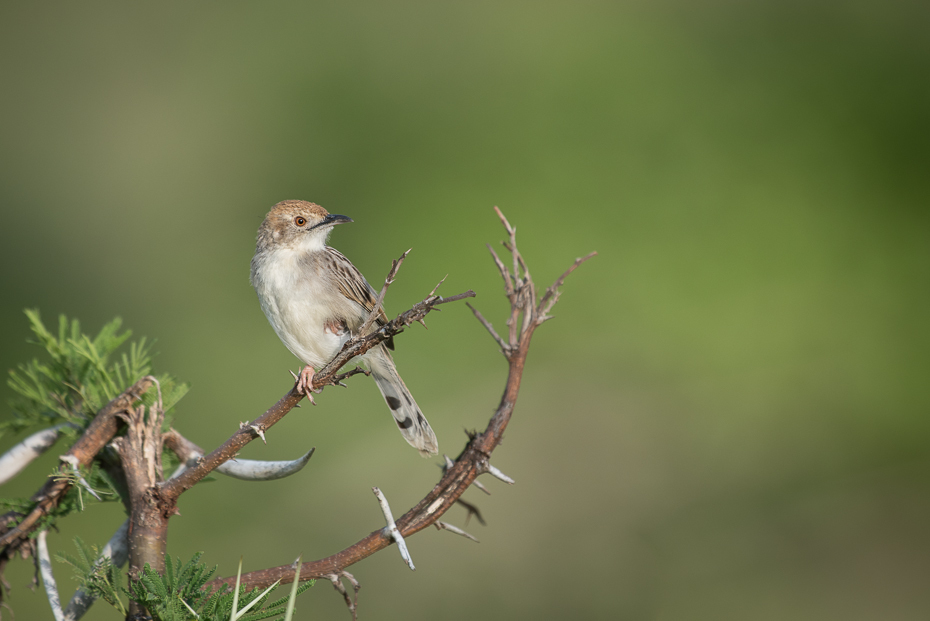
[{"left": 204, "top": 208, "right": 595, "bottom": 592}]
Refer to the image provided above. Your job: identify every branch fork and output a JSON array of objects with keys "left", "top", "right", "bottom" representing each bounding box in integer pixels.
[
  {"left": 327, "top": 570, "right": 360, "bottom": 621},
  {"left": 0, "top": 207, "right": 594, "bottom": 620}
]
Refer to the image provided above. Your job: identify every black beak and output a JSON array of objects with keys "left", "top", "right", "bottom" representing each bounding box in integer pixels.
[{"left": 312, "top": 214, "right": 353, "bottom": 229}]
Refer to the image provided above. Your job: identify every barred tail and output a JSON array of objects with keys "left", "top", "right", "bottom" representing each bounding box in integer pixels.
[{"left": 368, "top": 346, "right": 438, "bottom": 457}]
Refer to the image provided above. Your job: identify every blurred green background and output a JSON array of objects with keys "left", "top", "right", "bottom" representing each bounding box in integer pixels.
[{"left": 1, "top": 1, "right": 928, "bottom": 619}]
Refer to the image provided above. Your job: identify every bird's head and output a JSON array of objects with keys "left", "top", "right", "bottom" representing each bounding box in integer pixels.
[{"left": 257, "top": 200, "right": 353, "bottom": 252}]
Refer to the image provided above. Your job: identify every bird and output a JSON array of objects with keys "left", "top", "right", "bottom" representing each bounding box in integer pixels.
[{"left": 250, "top": 199, "right": 438, "bottom": 457}]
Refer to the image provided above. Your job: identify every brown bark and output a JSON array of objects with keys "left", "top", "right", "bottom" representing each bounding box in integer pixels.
[{"left": 0, "top": 377, "right": 154, "bottom": 552}]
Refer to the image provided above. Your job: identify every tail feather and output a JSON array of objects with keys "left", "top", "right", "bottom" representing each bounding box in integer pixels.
[{"left": 367, "top": 346, "right": 438, "bottom": 457}]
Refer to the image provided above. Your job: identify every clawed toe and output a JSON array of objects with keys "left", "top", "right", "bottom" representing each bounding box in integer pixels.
[{"left": 293, "top": 365, "right": 317, "bottom": 403}]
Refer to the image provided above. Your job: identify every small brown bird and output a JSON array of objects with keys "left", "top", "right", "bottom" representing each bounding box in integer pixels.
[{"left": 250, "top": 200, "right": 438, "bottom": 457}]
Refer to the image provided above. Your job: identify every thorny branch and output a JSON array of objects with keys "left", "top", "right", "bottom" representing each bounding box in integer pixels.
[
  {"left": 158, "top": 283, "right": 475, "bottom": 505},
  {"left": 201, "top": 208, "right": 596, "bottom": 614},
  {"left": 0, "top": 377, "right": 155, "bottom": 553},
  {"left": 0, "top": 207, "right": 593, "bottom": 620}
]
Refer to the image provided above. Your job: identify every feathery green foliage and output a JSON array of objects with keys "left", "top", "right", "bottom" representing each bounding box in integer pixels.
[
  {"left": 57, "top": 541, "right": 313, "bottom": 621},
  {"left": 7, "top": 311, "right": 314, "bottom": 618},
  {"left": 2, "top": 311, "right": 189, "bottom": 534},
  {"left": 56, "top": 536, "right": 128, "bottom": 615},
  {"left": 50, "top": 460, "right": 121, "bottom": 510},
  {"left": 128, "top": 554, "right": 313, "bottom": 621},
  {"left": 0, "top": 467, "right": 115, "bottom": 538},
  {"left": 1, "top": 461, "right": 122, "bottom": 538},
  {"left": 129, "top": 553, "right": 215, "bottom": 621},
  {"left": 3, "top": 309, "right": 189, "bottom": 442}
]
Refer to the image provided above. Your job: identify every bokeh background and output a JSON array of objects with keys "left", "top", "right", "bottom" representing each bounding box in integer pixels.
[{"left": 1, "top": 2, "right": 928, "bottom": 619}]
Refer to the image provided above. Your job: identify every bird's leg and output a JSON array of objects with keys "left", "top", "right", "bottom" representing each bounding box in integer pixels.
[{"left": 295, "top": 365, "right": 317, "bottom": 403}]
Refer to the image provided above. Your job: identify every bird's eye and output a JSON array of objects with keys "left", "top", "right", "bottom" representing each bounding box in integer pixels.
[{"left": 295, "top": 217, "right": 307, "bottom": 226}]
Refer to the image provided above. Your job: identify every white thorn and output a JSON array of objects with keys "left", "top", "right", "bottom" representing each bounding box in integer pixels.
[
  {"left": 249, "top": 425, "right": 266, "bottom": 444},
  {"left": 472, "top": 479, "right": 491, "bottom": 495},
  {"left": 435, "top": 521, "right": 479, "bottom": 543},
  {"left": 373, "top": 487, "right": 415, "bottom": 570},
  {"left": 486, "top": 463, "right": 515, "bottom": 484},
  {"left": 477, "top": 460, "right": 515, "bottom": 485},
  {"left": 60, "top": 455, "right": 101, "bottom": 501}
]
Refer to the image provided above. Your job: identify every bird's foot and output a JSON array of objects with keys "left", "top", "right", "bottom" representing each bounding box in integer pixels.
[{"left": 291, "top": 366, "right": 317, "bottom": 404}]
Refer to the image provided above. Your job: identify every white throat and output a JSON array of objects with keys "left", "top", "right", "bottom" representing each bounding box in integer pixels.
[{"left": 295, "top": 228, "right": 332, "bottom": 254}]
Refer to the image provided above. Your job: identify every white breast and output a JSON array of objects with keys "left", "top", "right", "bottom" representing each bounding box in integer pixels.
[{"left": 253, "top": 246, "right": 350, "bottom": 369}]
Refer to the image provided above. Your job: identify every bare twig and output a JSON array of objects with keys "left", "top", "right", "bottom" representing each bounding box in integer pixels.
[
  {"left": 465, "top": 302, "right": 508, "bottom": 353},
  {"left": 493, "top": 206, "right": 520, "bottom": 282},
  {"left": 537, "top": 251, "right": 597, "bottom": 318},
  {"left": 327, "top": 571, "right": 359, "bottom": 621},
  {"left": 331, "top": 366, "right": 371, "bottom": 388},
  {"left": 358, "top": 248, "right": 411, "bottom": 336},
  {"left": 486, "top": 244, "right": 513, "bottom": 297}
]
